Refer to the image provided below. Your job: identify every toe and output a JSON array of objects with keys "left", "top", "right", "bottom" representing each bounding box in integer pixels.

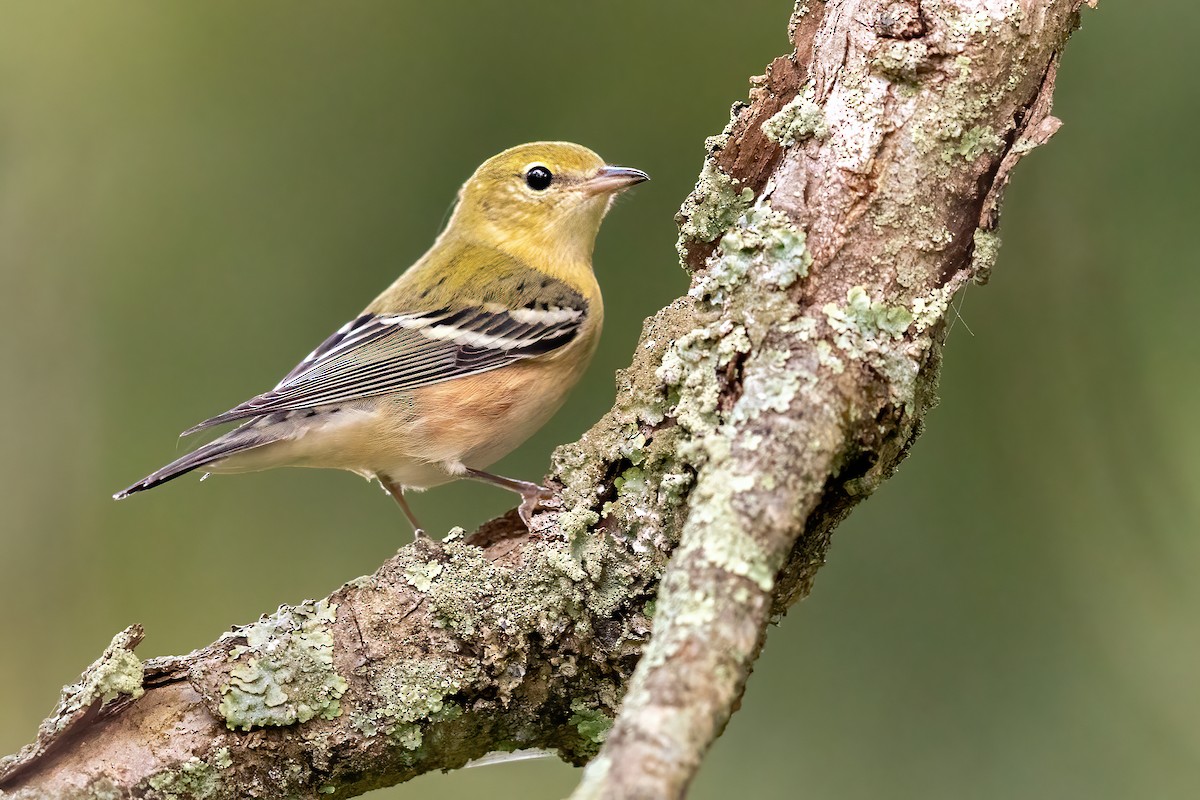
[{"left": 517, "top": 487, "right": 560, "bottom": 530}]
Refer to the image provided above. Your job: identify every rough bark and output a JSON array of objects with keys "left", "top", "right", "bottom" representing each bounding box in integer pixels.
[{"left": 0, "top": 1, "right": 1093, "bottom": 798}]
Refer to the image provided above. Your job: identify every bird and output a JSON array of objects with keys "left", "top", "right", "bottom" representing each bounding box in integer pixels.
[{"left": 114, "top": 142, "right": 648, "bottom": 536}]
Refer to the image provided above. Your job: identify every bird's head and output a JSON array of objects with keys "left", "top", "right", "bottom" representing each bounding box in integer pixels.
[{"left": 451, "top": 142, "right": 648, "bottom": 263}]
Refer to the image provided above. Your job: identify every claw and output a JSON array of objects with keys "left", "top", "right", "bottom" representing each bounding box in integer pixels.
[{"left": 517, "top": 485, "right": 560, "bottom": 530}]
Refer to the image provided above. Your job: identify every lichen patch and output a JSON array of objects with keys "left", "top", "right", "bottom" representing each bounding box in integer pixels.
[
  {"left": 218, "top": 599, "right": 348, "bottom": 731},
  {"left": 675, "top": 161, "right": 754, "bottom": 260},
  {"left": 762, "top": 82, "right": 829, "bottom": 145}
]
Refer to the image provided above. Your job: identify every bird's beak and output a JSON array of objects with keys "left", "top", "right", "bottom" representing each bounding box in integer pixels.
[{"left": 579, "top": 165, "right": 650, "bottom": 196}]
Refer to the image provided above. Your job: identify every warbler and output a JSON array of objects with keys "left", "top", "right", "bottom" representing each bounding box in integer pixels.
[{"left": 114, "top": 142, "right": 648, "bottom": 535}]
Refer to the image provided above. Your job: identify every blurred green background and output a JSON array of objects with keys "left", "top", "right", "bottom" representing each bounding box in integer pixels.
[{"left": 1, "top": 1, "right": 1196, "bottom": 798}]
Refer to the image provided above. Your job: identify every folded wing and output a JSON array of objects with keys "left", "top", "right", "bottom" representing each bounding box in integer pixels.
[{"left": 182, "top": 304, "right": 584, "bottom": 435}]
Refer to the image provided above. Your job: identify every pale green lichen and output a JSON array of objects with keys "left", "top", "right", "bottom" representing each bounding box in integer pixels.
[
  {"left": 781, "top": 314, "right": 819, "bottom": 340},
  {"left": 936, "top": 57, "right": 1006, "bottom": 163},
  {"left": 617, "top": 430, "right": 648, "bottom": 465},
  {"left": 340, "top": 532, "right": 653, "bottom": 754},
  {"left": 680, "top": 346, "right": 820, "bottom": 595},
  {"left": 13, "top": 626, "right": 146, "bottom": 765},
  {"left": 911, "top": 284, "right": 957, "bottom": 332},
  {"left": 422, "top": 542, "right": 509, "bottom": 636},
  {"left": 824, "top": 287, "right": 913, "bottom": 355},
  {"left": 731, "top": 348, "right": 809, "bottom": 425},
  {"left": 427, "top": 537, "right": 573, "bottom": 634},
  {"left": 218, "top": 599, "right": 348, "bottom": 731},
  {"left": 656, "top": 329, "right": 820, "bottom": 599},
  {"left": 547, "top": 301, "right": 708, "bottom": 553},
  {"left": 1010, "top": 136, "right": 1042, "bottom": 156},
  {"left": 693, "top": 476, "right": 775, "bottom": 593},
  {"left": 612, "top": 466, "right": 648, "bottom": 499},
  {"left": 210, "top": 747, "right": 232, "bottom": 770},
  {"left": 92, "top": 658, "right": 143, "bottom": 706},
  {"left": 657, "top": 196, "right": 817, "bottom": 570},
  {"left": 824, "top": 287, "right": 920, "bottom": 408},
  {"left": 909, "top": 52, "right": 1012, "bottom": 172},
  {"left": 762, "top": 83, "right": 828, "bottom": 145},
  {"left": 704, "top": 131, "right": 731, "bottom": 153},
  {"left": 142, "top": 750, "right": 231, "bottom": 800},
  {"left": 660, "top": 578, "right": 719, "bottom": 634},
  {"left": 580, "top": 542, "right": 650, "bottom": 620},
  {"left": 551, "top": 436, "right": 613, "bottom": 543},
  {"left": 944, "top": 124, "right": 1003, "bottom": 162},
  {"left": 404, "top": 560, "right": 444, "bottom": 592},
  {"left": 657, "top": 470, "right": 693, "bottom": 506},
  {"left": 557, "top": 504, "right": 601, "bottom": 542},
  {"left": 545, "top": 546, "right": 588, "bottom": 583},
  {"left": 393, "top": 723, "right": 425, "bottom": 750},
  {"left": 676, "top": 160, "right": 754, "bottom": 258},
  {"left": 569, "top": 699, "right": 614, "bottom": 748},
  {"left": 970, "top": 227, "right": 1002, "bottom": 284},
  {"left": 592, "top": 419, "right": 696, "bottom": 550},
  {"left": 692, "top": 205, "right": 812, "bottom": 305},
  {"left": 75, "top": 629, "right": 145, "bottom": 709},
  {"left": 423, "top": 535, "right": 643, "bottom": 648},
  {"left": 343, "top": 574, "right": 376, "bottom": 590},
  {"left": 815, "top": 339, "right": 845, "bottom": 373},
  {"left": 870, "top": 40, "right": 931, "bottom": 82},
  {"left": 656, "top": 323, "right": 739, "bottom": 436},
  {"left": 947, "top": 8, "right": 994, "bottom": 41},
  {"left": 351, "top": 656, "right": 467, "bottom": 748}
]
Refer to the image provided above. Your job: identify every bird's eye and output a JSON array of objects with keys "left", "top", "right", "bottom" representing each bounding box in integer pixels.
[{"left": 525, "top": 166, "right": 553, "bottom": 191}]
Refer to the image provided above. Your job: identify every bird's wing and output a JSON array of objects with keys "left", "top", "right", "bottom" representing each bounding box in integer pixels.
[{"left": 181, "top": 303, "right": 585, "bottom": 435}]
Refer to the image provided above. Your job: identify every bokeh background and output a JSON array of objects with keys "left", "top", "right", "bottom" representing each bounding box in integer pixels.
[{"left": 1, "top": 2, "right": 1196, "bottom": 798}]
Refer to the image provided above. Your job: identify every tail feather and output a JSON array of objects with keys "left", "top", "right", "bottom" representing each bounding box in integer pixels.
[{"left": 113, "top": 433, "right": 267, "bottom": 500}]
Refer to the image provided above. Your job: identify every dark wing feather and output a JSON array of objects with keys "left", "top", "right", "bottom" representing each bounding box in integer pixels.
[{"left": 181, "top": 304, "right": 585, "bottom": 435}]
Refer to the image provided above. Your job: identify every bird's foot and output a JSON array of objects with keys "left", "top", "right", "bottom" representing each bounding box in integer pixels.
[
  {"left": 517, "top": 484, "right": 560, "bottom": 530},
  {"left": 460, "top": 467, "right": 561, "bottom": 532}
]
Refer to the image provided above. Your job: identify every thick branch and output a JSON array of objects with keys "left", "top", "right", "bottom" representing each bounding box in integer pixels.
[
  {"left": 0, "top": 1, "right": 1091, "bottom": 798},
  {"left": 574, "top": 2, "right": 1090, "bottom": 796}
]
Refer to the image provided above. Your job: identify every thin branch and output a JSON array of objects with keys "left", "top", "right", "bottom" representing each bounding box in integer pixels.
[{"left": 0, "top": 1, "right": 1092, "bottom": 798}]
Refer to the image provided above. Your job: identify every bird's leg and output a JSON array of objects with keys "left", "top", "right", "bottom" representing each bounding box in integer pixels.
[
  {"left": 379, "top": 477, "right": 427, "bottom": 539},
  {"left": 462, "top": 468, "right": 558, "bottom": 529}
]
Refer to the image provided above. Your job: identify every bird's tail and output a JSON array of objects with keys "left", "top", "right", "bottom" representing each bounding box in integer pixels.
[{"left": 113, "top": 430, "right": 268, "bottom": 500}]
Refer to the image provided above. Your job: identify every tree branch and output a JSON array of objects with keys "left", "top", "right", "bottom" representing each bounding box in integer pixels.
[{"left": 0, "top": 1, "right": 1092, "bottom": 798}]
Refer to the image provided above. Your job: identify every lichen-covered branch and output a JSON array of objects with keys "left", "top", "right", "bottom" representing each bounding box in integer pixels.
[
  {"left": 573, "top": 2, "right": 1092, "bottom": 796},
  {"left": 0, "top": 1, "right": 1092, "bottom": 798}
]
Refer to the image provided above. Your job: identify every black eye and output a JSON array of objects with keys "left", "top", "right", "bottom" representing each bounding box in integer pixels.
[{"left": 525, "top": 166, "right": 553, "bottom": 191}]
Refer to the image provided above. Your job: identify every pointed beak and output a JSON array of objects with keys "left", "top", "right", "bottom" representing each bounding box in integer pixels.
[{"left": 579, "top": 165, "right": 650, "bottom": 196}]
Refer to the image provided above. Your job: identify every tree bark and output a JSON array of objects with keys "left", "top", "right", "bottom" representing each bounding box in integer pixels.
[{"left": 0, "top": 2, "right": 1094, "bottom": 798}]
